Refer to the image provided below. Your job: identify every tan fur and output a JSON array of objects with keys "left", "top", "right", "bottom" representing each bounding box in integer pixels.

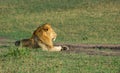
[{"left": 15, "top": 23, "right": 62, "bottom": 51}]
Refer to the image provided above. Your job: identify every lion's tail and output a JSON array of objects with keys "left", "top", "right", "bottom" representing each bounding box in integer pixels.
[
  {"left": 15, "top": 40, "right": 21, "bottom": 46},
  {"left": 15, "top": 39, "right": 34, "bottom": 48}
]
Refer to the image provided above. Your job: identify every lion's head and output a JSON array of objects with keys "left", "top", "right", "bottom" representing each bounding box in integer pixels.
[
  {"left": 31, "top": 23, "right": 57, "bottom": 48},
  {"left": 33, "top": 23, "right": 57, "bottom": 41}
]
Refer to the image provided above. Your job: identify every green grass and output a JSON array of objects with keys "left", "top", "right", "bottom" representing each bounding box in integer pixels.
[
  {"left": 0, "top": 47, "right": 120, "bottom": 73},
  {"left": 0, "top": 0, "right": 120, "bottom": 73},
  {"left": 0, "top": 0, "right": 120, "bottom": 44}
]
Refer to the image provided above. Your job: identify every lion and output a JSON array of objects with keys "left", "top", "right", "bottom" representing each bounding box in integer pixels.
[{"left": 15, "top": 23, "right": 68, "bottom": 51}]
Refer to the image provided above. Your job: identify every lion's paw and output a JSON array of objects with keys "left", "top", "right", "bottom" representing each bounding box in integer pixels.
[{"left": 61, "top": 45, "right": 69, "bottom": 51}]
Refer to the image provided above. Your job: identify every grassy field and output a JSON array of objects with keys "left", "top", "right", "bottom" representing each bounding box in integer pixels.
[
  {"left": 0, "top": 0, "right": 120, "bottom": 44},
  {"left": 0, "top": 47, "right": 120, "bottom": 73},
  {"left": 0, "top": 0, "right": 120, "bottom": 73}
]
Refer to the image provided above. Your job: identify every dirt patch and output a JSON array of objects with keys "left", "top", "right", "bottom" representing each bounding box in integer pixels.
[
  {"left": 55, "top": 43, "right": 120, "bottom": 56},
  {"left": 0, "top": 37, "right": 14, "bottom": 47},
  {"left": 0, "top": 37, "right": 120, "bottom": 56}
]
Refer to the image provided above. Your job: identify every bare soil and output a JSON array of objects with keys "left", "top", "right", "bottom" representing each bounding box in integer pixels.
[
  {"left": 55, "top": 43, "right": 120, "bottom": 56},
  {"left": 0, "top": 37, "right": 14, "bottom": 47},
  {"left": 0, "top": 37, "right": 120, "bottom": 56}
]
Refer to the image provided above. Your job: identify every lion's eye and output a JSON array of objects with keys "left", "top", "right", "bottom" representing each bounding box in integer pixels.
[{"left": 44, "top": 29, "right": 48, "bottom": 31}]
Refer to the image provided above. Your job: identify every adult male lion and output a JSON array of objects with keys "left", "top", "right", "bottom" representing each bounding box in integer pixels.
[{"left": 15, "top": 23, "right": 68, "bottom": 51}]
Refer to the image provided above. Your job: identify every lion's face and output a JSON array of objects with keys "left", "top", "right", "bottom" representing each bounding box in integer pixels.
[
  {"left": 33, "top": 23, "right": 57, "bottom": 42},
  {"left": 42, "top": 23, "right": 57, "bottom": 41}
]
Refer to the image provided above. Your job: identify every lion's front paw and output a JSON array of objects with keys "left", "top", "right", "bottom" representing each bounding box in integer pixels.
[{"left": 61, "top": 45, "right": 69, "bottom": 51}]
